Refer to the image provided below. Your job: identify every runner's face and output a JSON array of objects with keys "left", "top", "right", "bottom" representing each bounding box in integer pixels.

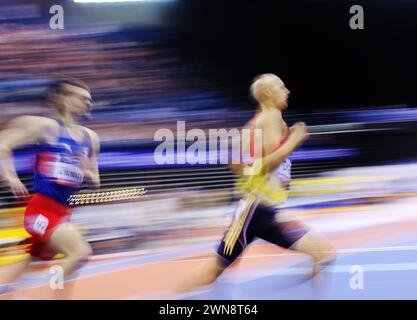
[
  {"left": 269, "top": 78, "right": 290, "bottom": 110},
  {"left": 62, "top": 85, "right": 92, "bottom": 116}
]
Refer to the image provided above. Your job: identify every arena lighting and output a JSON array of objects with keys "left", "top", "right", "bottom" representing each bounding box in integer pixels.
[{"left": 74, "top": 0, "right": 174, "bottom": 3}]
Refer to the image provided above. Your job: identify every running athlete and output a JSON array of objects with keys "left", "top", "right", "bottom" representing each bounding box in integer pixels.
[
  {"left": 0, "top": 78, "right": 99, "bottom": 291},
  {"left": 177, "top": 74, "right": 336, "bottom": 292}
]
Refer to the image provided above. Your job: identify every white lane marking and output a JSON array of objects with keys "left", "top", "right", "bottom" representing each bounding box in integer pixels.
[
  {"left": 164, "top": 244, "right": 417, "bottom": 264},
  {"left": 7, "top": 244, "right": 417, "bottom": 292},
  {"left": 220, "top": 262, "right": 417, "bottom": 284}
]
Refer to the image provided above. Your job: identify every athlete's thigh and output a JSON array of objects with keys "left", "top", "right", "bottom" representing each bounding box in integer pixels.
[
  {"left": 48, "top": 223, "right": 89, "bottom": 255},
  {"left": 256, "top": 205, "right": 309, "bottom": 249},
  {"left": 216, "top": 197, "right": 259, "bottom": 267},
  {"left": 292, "top": 230, "right": 336, "bottom": 262}
]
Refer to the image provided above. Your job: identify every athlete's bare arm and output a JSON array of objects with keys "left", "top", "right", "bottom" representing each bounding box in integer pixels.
[
  {"left": 230, "top": 109, "right": 305, "bottom": 175},
  {"left": 262, "top": 121, "right": 308, "bottom": 173},
  {"left": 83, "top": 128, "right": 100, "bottom": 188},
  {"left": 257, "top": 108, "right": 284, "bottom": 156},
  {"left": 0, "top": 116, "right": 57, "bottom": 199},
  {"left": 255, "top": 108, "right": 309, "bottom": 173},
  {"left": 230, "top": 110, "right": 281, "bottom": 175},
  {"left": 234, "top": 109, "right": 308, "bottom": 175}
]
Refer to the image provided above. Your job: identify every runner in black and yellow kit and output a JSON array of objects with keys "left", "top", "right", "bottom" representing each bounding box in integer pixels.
[{"left": 178, "top": 74, "right": 337, "bottom": 292}]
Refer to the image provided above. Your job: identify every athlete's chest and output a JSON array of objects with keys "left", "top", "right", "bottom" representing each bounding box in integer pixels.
[
  {"left": 41, "top": 124, "right": 90, "bottom": 156},
  {"left": 36, "top": 136, "right": 89, "bottom": 188}
]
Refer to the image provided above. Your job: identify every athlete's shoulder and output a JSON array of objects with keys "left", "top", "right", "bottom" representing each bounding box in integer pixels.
[
  {"left": 81, "top": 126, "right": 100, "bottom": 151},
  {"left": 1, "top": 116, "right": 60, "bottom": 144},
  {"left": 6, "top": 115, "right": 59, "bottom": 133},
  {"left": 8, "top": 115, "right": 54, "bottom": 126},
  {"left": 82, "top": 127, "right": 99, "bottom": 141}
]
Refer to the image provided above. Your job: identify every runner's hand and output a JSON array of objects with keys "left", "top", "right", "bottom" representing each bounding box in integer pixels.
[
  {"left": 290, "top": 122, "right": 309, "bottom": 145},
  {"left": 7, "top": 178, "right": 29, "bottom": 202}
]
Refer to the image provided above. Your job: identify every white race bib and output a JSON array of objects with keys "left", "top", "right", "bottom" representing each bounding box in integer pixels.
[
  {"left": 274, "top": 157, "right": 292, "bottom": 188},
  {"left": 52, "top": 161, "right": 84, "bottom": 187},
  {"left": 33, "top": 214, "right": 49, "bottom": 235}
]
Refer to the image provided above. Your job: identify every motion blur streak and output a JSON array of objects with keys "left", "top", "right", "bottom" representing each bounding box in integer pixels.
[{"left": 1, "top": 0, "right": 417, "bottom": 300}]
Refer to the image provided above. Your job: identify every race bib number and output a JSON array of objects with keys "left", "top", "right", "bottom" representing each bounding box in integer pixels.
[
  {"left": 53, "top": 161, "right": 84, "bottom": 187},
  {"left": 33, "top": 214, "right": 49, "bottom": 235},
  {"left": 275, "top": 158, "right": 292, "bottom": 187}
]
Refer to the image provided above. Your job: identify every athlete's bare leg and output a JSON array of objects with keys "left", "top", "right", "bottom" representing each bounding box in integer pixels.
[
  {"left": 48, "top": 222, "right": 92, "bottom": 299},
  {"left": 291, "top": 230, "right": 337, "bottom": 299},
  {"left": 5, "top": 256, "right": 33, "bottom": 281},
  {"left": 292, "top": 230, "right": 337, "bottom": 275},
  {"left": 176, "top": 231, "right": 336, "bottom": 295},
  {"left": 0, "top": 255, "right": 33, "bottom": 297},
  {"left": 175, "top": 254, "right": 226, "bottom": 293},
  {"left": 49, "top": 223, "right": 92, "bottom": 276}
]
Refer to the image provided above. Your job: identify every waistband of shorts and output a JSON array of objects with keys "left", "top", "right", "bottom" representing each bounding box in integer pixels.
[{"left": 28, "top": 193, "right": 72, "bottom": 215}]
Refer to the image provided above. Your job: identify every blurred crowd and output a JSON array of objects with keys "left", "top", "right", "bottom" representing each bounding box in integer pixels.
[
  {"left": 0, "top": 23, "right": 248, "bottom": 141},
  {"left": 1, "top": 18, "right": 417, "bottom": 256}
]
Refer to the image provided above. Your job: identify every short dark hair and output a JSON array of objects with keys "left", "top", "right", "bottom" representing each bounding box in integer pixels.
[{"left": 46, "top": 77, "right": 90, "bottom": 101}]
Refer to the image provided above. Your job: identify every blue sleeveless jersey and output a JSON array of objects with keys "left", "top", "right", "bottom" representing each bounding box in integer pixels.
[{"left": 33, "top": 123, "right": 92, "bottom": 206}]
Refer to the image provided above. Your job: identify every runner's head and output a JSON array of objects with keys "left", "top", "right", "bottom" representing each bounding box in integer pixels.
[
  {"left": 47, "top": 77, "right": 92, "bottom": 117},
  {"left": 250, "top": 74, "right": 290, "bottom": 111}
]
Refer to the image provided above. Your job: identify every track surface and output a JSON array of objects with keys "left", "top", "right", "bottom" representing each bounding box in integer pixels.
[{"left": 2, "top": 196, "right": 417, "bottom": 300}]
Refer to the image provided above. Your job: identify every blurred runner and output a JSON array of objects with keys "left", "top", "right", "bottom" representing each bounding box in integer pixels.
[
  {"left": 0, "top": 77, "right": 100, "bottom": 296},
  {"left": 178, "top": 74, "right": 337, "bottom": 292}
]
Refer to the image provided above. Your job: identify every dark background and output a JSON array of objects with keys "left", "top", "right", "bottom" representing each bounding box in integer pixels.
[
  {"left": 172, "top": 0, "right": 417, "bottom": 112},
  {"left": 3, "top": 0, "right": 416, "bottom": 112}
]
